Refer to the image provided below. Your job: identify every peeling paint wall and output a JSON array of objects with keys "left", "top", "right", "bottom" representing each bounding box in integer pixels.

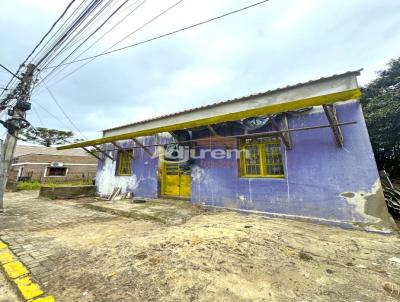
[
  {"left": 190, "top": 101, "right": 392, "bottom": 229},
  {"left": 96, "top": 136, "right": 169, "bottom": 198},
  {"left": 96, "top": 101, "right": 393, "bottom": 230}
]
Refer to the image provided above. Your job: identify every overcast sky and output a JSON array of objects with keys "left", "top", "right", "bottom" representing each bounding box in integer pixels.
[{"left": 0, "top": 0, "right": 399, "bottom": 141}]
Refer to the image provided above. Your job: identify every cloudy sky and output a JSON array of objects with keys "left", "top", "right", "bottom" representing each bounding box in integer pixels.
[{"left": 0, "top": 0, "right": 399, "bottom": 141}]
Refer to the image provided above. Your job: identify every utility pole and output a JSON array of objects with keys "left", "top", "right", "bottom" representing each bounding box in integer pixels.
[{"left": 0, "top": 63, "right": 35, "bottom": 212}]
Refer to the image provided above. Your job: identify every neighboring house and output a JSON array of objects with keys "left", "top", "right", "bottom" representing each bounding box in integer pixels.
[
  {"left": 58, "top": 70, "right": 395, "bottom": 231},
  {"left": 9, "top": 145, "right": 97, "bottom": 182}
]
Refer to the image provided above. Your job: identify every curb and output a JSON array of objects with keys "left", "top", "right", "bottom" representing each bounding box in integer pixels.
[{"left": 0, "top": 240, "right": 55, "bottom": 302}]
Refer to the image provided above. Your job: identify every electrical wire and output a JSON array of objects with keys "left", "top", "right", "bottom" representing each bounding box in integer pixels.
[
  {"left": 37, "top": 0, "right": 115, "bottom": 69},
  {"left": 35, "top": 0, "right": 187, "bottom": 91},
  {"left": 38, "top": 0, "right": 135, "bottom": 84},
  {"left": 30, "top": 0, "right": 91, "bottom": 63},
  {"left": 35, "top": 0, "right": 105, "bottom": 68},
  {"left": 0, "top": 0, "right": 82, "bottom": 101},
  {"left": 38, "top": 0, "right": 147, "bottom": 86},
  {"left": 0, "top": 64, "right": 21, "bottom": 79},
  {"left": 31, "top": 105, "right": 44, "bottom": 126},
  {"left": 32, "top": 99, "right": 73, "bottom": 131},
  {"left": 36, "top": 0, "right": 270, "bottom": 92},
  {"left": 41, "top": 80, "right": 87, "bottom": 139},
  {"left": 22, "top": 0, "right": 78, "bottom": 67}
]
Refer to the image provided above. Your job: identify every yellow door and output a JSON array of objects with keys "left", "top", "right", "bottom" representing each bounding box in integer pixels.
[{"left": 162, "top": 161, "right": 191, "bottom": 198}]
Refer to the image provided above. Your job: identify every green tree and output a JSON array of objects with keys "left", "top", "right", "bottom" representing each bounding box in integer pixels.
[
  {"left": 20, "top": 127, "right": 83, "bottom": 147},
  {"left": 361, "top": 57, "right": 400, "bottom": 177}
]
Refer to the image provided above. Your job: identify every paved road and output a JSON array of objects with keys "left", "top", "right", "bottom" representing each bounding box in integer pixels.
[{"left": 0, "top": 190, "right": 114, "bottom": 289}]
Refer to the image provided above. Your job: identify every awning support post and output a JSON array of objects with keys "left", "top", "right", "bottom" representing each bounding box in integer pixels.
[
  {"left": 82, "top": 147, "right": 102, "bottom": 161},
  {"left": 111, "top": 142, "right": 134, "bottom": 160},
  {"left": 92, "top": 145, "right": 114, "bottom": 160},
  {"left": 132, "top": 138, "right": 153, "bottom": 157},
  {"left": 323, "top": 104, "right": 343, "bottom": 147},
  {"left": 269, "top": 114, "right": 292, "bottom": 150},
  {"left": 169, "top": 132, "right": 178, "bottom": 142},
  {"left": 207, "top": 125, "right": 229, "bottom": 149}
]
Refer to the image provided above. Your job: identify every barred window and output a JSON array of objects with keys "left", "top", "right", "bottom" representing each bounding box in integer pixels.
[
  {"left": 46, "top": 167, "right": 67, "bottom": 177},
  {"left": 240, "top": 137, "right": 284, "bottom": 178}
]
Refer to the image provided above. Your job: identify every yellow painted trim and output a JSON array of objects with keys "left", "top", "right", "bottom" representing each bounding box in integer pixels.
[
  {"left": 15, "top": 276, "right": 43, "bottom": 300},
  {"left": 0, "top": 251, "right": 14, "bottom": 264},
  {"left": 0, "top": 240, "right": 54, "bottom": 301},
  {"left": 58, "top": 89, "right": 361, "bottom": 150},
  {"left": 3, "top": 261, "right": 28, "bottom": 279},
  {"left": 240, "top": 138, "right": 285, "bottom": 178},
  {"left": 0, "top": 241, "right": 8, "bottom": 250}
]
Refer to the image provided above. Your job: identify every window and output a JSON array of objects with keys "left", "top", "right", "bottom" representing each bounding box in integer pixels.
[
  {"left": 239, "top": 137, "right": 284, "bottom": 178},
  {"left": 116, "top": 150, "right": 133, "bottom": 176},
  {"left": 46, "top": 167, "right": 67, "bottom": 177}
]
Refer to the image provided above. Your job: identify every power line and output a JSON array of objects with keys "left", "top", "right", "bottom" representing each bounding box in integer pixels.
[
  {"left": 32, "top": 99, "right": 72, "bottom": 130},
  {"left": 44, "top": 0, "right": 270, "bottom": 70},
  {"left": 35, "top": 0, "right": 185, "bottom": 90},
  {"left": 0, "top": 64, "right": 21, "bottom": 80},
  {"left": 31, "top": 104, "right": 44, "bottom": 126},
  {"left": 35, "top": 0, "right": 192, "bottom": 93},
  {"left": 0, "top": 0, "right": 79, "bottom": 101},
  {"left": 30, "top": 0, "right": 91, "bottom": 64},
  {"left": 22, "top": 0, "right": 78, "bottom": 67},
  {"left": 37, "top": 0, "right": 147, "bottom": 86},
  {"left": 41, "top": 79, "right": 87, "bottom": 139},
  {"left": 37, "top": 0, "right": 116, "bottom": 69},
  {"left": 35, "top": 0, "right": 106, "bottom": 68},
  {"left": 38, "top": 0, "right": 136, "bottom": 84}
]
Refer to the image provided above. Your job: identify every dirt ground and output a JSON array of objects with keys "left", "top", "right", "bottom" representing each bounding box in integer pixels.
[
  {"left": 1, "top": 191, "right": 400, "bottom": 302},
  {"left": 0, "top": 270, "right": 19, "bottom": 302}
]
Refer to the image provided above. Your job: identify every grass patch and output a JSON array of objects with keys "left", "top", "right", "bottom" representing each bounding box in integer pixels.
[
  {"left": 16, "top": 181, "right": 41, "bottom": 190},
  {"left": 16, "top": 180, "right": 92, "bottom": 191}
]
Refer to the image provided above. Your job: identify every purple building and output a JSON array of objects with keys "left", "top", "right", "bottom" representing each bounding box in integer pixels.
[{"left": 59, "top": 70, "right": 395, "bottom": 232}]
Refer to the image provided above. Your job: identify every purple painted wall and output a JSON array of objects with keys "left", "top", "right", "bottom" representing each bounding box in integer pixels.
[
  {"left": 96, "top": 137, "right": 161, "bottom": 199},
  {"left": 96, "top": 101, "right": 391, "bottom": 228},
  {"left": 190, "top": 101, "right": 383, "bottom": 224}
]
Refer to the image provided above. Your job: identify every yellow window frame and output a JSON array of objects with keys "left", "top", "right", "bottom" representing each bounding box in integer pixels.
[
  {"left": 239, "top": 137, "right": 284, "bottom": 178},
  {"left": 116, "top": 150, "right": 133, "bottom": 176}
]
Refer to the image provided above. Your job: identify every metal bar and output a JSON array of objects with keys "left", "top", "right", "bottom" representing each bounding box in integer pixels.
[
  {"left": 111, "top": 142, "right": 134, "bottom": 160},
  {"left": 207, "top": 125, "right": 218, "bottom": 136},
  {"left": 207, "top": 125, "right": 229, "bottom": 149},
  {"left": 268, "top": 115, "right": 292, "bottom": 150},
  {"left": 88, "top": 121, "right": 357, "bottom": 151},
  {"left": 281, "top": 113, "right": 292, "bottom": 149},
  {"left": 0, "top": 64, "right": 22, "bottom": 80},
  {"left": 323, "top": 104, "right": 343, "bottom": 147},
  {"left": 169, "top": 131, "right": 178, "bottom": 142},
  {"left": 57, "top": 88, "right": 362, "bottom": 151},
  {"left": 92, "top": 145, "right": 114, "bottom": 160},
  {"left": 132, "top": 138, "right": 153, "bottom": 157},
  {"left": 82, "top": 147, "right": 102, "bottom": 161}
]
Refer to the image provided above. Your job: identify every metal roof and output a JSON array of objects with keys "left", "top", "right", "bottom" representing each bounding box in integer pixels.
[{"left": 103, "top": 69, "right": 362, "bottom": 133}]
